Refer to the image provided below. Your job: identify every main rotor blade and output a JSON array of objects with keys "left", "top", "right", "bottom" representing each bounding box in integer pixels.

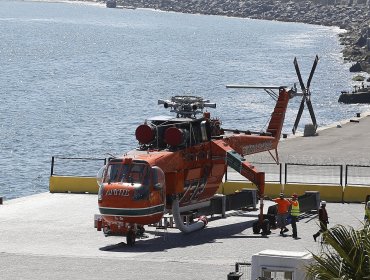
[
  {"left": 294, "top": 57, "right": 306, "bottom": 92},
  {"left": 292, "top": 98, "right": 305, "bottom": 134},
  {"left": 307, "top": 55, "right": 319, "bottom": 90},
  {"left": 226, "top": 85, "right": 285, "bottom": 89},
  {"left": 306, "top": 99, "right": 317, "bottom": 130}
]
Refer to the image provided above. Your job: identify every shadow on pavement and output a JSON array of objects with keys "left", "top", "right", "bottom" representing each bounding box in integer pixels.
[{"left": 99, "top": 218, "right": 259, "bottom": 252}]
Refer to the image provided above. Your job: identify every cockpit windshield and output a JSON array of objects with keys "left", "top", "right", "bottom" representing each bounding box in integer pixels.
[{"left": 105, "top": 162, "right": 150, "bottom": 185}]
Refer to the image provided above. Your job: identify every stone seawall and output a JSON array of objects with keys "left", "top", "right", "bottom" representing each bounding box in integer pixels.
[{"left": 115, "top": 0, "right": 370, "bottom": 73}]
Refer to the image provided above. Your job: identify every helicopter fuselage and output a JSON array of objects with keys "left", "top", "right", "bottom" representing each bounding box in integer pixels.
[
  {"left": 95, "top": 56, "right": 320, "bottom": 244},
  {"left": 95, "top": 91, "right": 291, "bottom": 243}
]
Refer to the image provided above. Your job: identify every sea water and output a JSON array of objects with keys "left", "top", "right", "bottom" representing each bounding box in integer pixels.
[{"left": 0, "top": 0, "right": 368, "bottom": 199}]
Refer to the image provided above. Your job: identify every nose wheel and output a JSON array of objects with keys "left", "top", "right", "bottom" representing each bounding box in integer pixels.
[
  {"left": 126, "top": 229, "right": 136, "bottom": 246},
  {"left": 252, "top": 219, "right": 271, "bottom": 235}
]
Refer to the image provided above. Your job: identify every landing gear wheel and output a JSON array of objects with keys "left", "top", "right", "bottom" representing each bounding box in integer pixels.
[
  {"left": 252, "top": 221, "right": 261, "bottom": 234},
  {"left": 126, "top": 230, "right": 136, "bottom": 246},
  {"left": 136, "top": 225, "right": 145, "bottom": 237},
  {"left": 261, "top": 219, "right": 271, "bottom": 235}
]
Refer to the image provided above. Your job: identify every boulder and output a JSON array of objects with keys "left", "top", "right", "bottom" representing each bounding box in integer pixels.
[{"left": 350, "top": 62, "right": 363, "bottom": 72}]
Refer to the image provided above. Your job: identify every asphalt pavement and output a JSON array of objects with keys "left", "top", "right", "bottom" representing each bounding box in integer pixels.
[{"left": 0, "top": 193, "right": 365, "bottom": 280}]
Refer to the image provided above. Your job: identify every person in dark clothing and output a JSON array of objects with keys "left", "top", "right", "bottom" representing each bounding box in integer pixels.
[{"left": 313, "top": 201, "right": 329, "bottom": 242}]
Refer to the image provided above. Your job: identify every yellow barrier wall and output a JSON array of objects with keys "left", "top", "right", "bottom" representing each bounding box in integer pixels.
[
  {"left": 49, "top": 175, "right": 367, "bottom": 203},
  {"left": 220, "top": 181, "right": 344, "bottom": 202},
  {"left": 218, "top": 182, "right": 254, "bottom": 195},
  {"left": 284, "top": 184, "right": 343, "bottom": 202},
  {"left": 49, "top": 176, "right": 99, "bottom": 194},
  {"left": 343, "top": 185, "right": 370, "bottom": 203}
]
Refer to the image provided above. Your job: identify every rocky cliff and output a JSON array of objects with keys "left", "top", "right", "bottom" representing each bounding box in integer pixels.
[{"left": 115, "top": 0, "right": 370, "bottom": 73}]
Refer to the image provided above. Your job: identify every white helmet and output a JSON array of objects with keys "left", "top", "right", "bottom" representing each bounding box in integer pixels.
[{"left": 321, "top": 201, "right": 326, "bottom": 206}]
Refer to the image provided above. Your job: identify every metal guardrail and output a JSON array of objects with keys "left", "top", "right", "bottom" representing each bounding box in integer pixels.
[
  {"left": 51, "top": 157, "right": 370, "bottom": 188},
  {"left": 345, "top": 164, "right": 370, "bottom": 186},
  {"left": 225, "top": 163, "right": 282, "bottom": 184},
  {"left": 226, "top": 162, "right": 370, "bottom": 188},
  {"left": 285, "top": 163, "right": 343, "bottom": 186},
  {"left": 50, "top": 156, "right": 107, "bottom": 177}
]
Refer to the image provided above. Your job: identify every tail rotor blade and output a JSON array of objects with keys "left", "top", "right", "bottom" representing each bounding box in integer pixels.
[
  {"left": 294, "top": 57, "right": 306, "bottom": 92},
  {"left": 306, "top": 99, "right": 317, "bottom": 130},
  {"left": 292, "top": 98, "right": 305, "bottom": 134},
  {"left": 307, "top": 55, "right": 319, "bottom": 90}
]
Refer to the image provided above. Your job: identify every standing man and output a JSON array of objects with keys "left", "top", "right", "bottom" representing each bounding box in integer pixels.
[
  {"left": 313, "top": 201, "right": 329, "bottom": 242},
  {"left": 290, "top": 193, "right": 300, "bottom": 239},
  {"left": 273, "top": 193, "right": 291, "bottom": 236}
]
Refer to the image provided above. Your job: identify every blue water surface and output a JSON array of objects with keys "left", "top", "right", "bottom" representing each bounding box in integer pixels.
[{"left": 0, "top": 0, "right": 367, "bottom": 199}]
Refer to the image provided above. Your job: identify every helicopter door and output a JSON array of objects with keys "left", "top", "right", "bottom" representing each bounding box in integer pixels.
[{"left": 150, "top": 166, "right": 166, "bottom": 206}]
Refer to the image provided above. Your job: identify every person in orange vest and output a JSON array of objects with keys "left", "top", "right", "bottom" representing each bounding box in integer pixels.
[
  {"left": 273, "top": 193, "right": 292, "bottom": 236},
  {"left": 289, "top": 193, "right": 300, "bottom": 239}
]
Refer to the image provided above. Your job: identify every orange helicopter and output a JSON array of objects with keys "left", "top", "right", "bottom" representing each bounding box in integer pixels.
[{"left": 94, "top": 56, "right": 319, "bottom": 245}]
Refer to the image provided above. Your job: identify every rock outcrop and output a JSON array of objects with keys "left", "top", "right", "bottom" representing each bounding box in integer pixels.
[{"left": 114, "top": 0, "right": 370, "bottom": 73}]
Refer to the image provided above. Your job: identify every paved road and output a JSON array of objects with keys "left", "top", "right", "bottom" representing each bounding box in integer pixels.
[{"left": 0, "top": 193, "right": 365, "bottom": 280}]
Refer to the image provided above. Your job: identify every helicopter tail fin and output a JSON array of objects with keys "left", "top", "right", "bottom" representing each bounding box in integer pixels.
[{"left": 266, "top": 87, "right": 290, "bottom": 144}]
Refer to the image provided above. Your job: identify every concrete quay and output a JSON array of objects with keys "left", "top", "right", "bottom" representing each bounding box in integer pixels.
[
  {"left": 1, "top": 113, "right": 369, "bottom": 279},
  {"left": 0, "top": 192, "right": 365, "bottom": 280},
  {"left": 250, "top": 113, "right": 370, "bottom": 165}
]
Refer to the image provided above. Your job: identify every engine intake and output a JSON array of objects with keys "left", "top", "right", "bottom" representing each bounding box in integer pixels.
[
  {"left": 164, "top": 127, "right": 187, "bottom": 147},
  {"left": 135, "top": 124, "right": 155, "bottom": 144}
]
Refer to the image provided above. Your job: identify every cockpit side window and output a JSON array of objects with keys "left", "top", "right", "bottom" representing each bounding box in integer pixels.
[
  {"left": 129, "top": 164, "right": 144, "bottom": 183},
  {"left": 142, "top": 165, "right": 150, "bottom": 187},
  {"left": 132, "top": 164, "right": 150, "bottom": 200},
  {"left": 151, "top": 166, "right": 165, "bottom": 190},
  {"left": 105, "top": 164, "right": 120, "bottom": 183}
]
